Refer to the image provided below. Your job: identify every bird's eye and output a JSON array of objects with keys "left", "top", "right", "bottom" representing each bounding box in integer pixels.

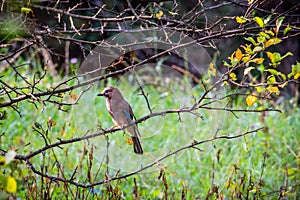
[{"left": 105, "top": 89, "right": 111, "bottom": 94}]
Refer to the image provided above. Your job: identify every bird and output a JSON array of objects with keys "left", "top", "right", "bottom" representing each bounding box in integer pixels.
[{"left": 97, "top": 86, "right": 143, "bottom": 154}]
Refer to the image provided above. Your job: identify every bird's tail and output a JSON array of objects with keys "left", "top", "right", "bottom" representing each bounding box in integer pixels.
[{"left": 131, "top": 136, "right": 143, "bottom": 154}]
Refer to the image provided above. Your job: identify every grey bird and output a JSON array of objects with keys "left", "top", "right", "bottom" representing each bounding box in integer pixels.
[{"left": 97, "top": 86, "right": 143, "bottom": 154}]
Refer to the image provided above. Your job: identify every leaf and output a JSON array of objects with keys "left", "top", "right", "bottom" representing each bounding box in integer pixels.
[
  {"left": 254, "top": 17, "right": 265, "bottom": 28},
  {"left": 257, "top": 36, "right": 266, "bottom": 43},
  {"left": 265, "top": 30, "right": 275, "bottom": 36},
  {"left": 222, "top": 81, "right": 229, "bottom": 86},
  {"left": 265, "top": 69, "right": 286, "bottom": 81},
  {"left": 255, "top": 87, "right": 264, "bottom": 93},
  {"left": 244, "top": 67, "right": 255, "bottom": 75},
  {"left": 229, "top": 73, "right": 237, "bottom": 81},
  {"left": 259, "top": 32, "right": 270, "bottom": 39},
  {"left": 209, "top": 63, "right": 216, "bottom": 76},
  {"left": 284, "top": 24, "right": 291, "bottom": 35},
  {"left": 276, "top": 16, "right": 285, "bottom": 33},
  {"left": 264, "top": 15, "right": 272, "bottom": 24},
  {"left": 0, "top": 156, "right": 5, "bottom": 166},
  {"left": 168, "top": 11, "right": 178, "bottom": 16},
  {"left": 264, "top": 38, "right": 282, "bottom": 48},
  {"left": 246, "top": 94, "right": 257, "bottom": 106},
  {"left": 250, "top": 58, "right": 264, "bottom": 64},
  {"left": 267, "top": 76, "right": 276, "bottom": 84},
  {"left": 70, "top": 93, "right": 77, "bottom": 101},
  {"left": 126, "top": 138, "right": 133, "bottom": 145},
  {"left": 235, "top": 48, "right": 243, "bottom": 62},
  {"left": 244, "top": 37, "right": 257, "bottom": 45},
  {"left": 155, "top": 10, "right": 163, "bottom": 19},
  {"left": 6, "top": 176, "right": 17, "bottom": 193},
  {"left": 242, "top": 56, "right": 250, "bottom": 62},
  {"left": 241, "top": 44, "right": 253, "bottom": 54},
  {"left": 253, "top": 46, "right": 263, "bottom": 53},
  {"left": 288, "top": 62, "right": 300, "bottom": 79},
  {"left": 266, "top": 52, "right": 281, "bottom": 66},
  {"left": 267, "top": 86, "right": 280, "bottom": 95},
  {"left": 281, "top": 52, "right": 293, "bottom": 60},
  {"left": 294, "top": 72, "right": 300, "bottom": 80},
  {"left": 21, "top": 7, "right": 33, "bottom": 14},
  {"left": 236, "top": 16, "right": 248, "bottom": 24}
]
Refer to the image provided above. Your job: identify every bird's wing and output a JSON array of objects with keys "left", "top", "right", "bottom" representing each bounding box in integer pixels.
[{"left": 123, "top": 104, "right": 141, "bottom": 137}]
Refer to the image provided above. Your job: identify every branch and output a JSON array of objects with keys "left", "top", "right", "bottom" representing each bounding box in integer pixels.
[{"left": 24, "top": 127, "right": 264, "bottom": 188}]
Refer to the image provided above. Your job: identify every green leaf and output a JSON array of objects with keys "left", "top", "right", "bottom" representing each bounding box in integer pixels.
[
  {"left": 281, "top": 52, "right": 293, "bottom": 59},
  {"left": 265, "top": 69, "right": 286, "bottom": 81},
  {"left": 284, "top": 24, "right": 291, "bottom": 35},
  {"left": 244, "top": 37, "right": 257, "bottom": 45},
  {"left": 223, "top": 61, "right": 231, "bottom": 68},
  {"left": 276, "top": 16, "right": 285, "bottom": 32},
  {"left": 21, "top": 7, "right": 33, "bottom": 14},
  {"left": 267, "top": 75, "right": 276, "bottom": 84},
  {"left": 259, "top": 32, "right": 270, "bottom": 39},
  {"left": 257, "top": 36, "right": 266, "bottom": 43},
  {"left": 264, "top": 15, "right": 272, "bottom": 24},
  {"left": 253, "top": 46, "right": 263, "bottom": 53},
  {"left": 266, "top": 52, "right": 282, "bottom": 66},
  {"left": 288, "top": 61, "right": 300, "bottom": 79},
  {"left": 254, "top": 17, "right": 265, "bottom": 28},
  {"left": 265, "top": 69, "right": 279, "bottom": 76}
]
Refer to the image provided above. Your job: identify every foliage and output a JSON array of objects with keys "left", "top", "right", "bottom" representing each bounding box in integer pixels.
[{"left": 0, "top": 0, "right": 299, "bottom": 199}]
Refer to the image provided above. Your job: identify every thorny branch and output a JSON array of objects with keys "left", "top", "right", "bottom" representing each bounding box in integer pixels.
[
  {"left": 8, "top": 127, "right": 264, "bottom": 188},
  {"left": 0, "top": 0, "right": 299, "bottom": 195}
]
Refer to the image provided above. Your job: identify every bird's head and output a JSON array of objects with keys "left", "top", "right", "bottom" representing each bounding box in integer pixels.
[{"left": 97, "top": 86, "right": 115, "bottom": 99}]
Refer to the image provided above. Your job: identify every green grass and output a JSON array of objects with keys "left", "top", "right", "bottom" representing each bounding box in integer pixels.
[{"left": 0, "top": 66, "right": 299, "bottom": 199}]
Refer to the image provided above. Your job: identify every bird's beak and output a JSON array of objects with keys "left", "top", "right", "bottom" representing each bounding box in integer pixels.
[{"left": 97, "top": 93, "right": 104, "bottom": 97}]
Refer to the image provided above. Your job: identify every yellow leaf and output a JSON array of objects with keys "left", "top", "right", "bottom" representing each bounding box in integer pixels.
[
  {"left": 267, "top": 86, "right": 280, "bottom": 95},
  {"left": 255, "top": 87, "right": 263, "bottom": 93},
  {"left": 235, "top": 48, "right": 243, "bottom": 62},
  {"left": 236, "top": 16, "right": 247, "bottom": 24},
  {"left": 294, "top": 72, "right": 300, "bottom": 80},
  {"left": 126, "top": 138, "right": 133, "bottom": 145},
  {"left": 222, "top": 81, "right": 228, "bottom": 86},
  {"left": 6, "top": 176, "right": 17, "bottom": 193},
  {"left": 265, "top": 30, "right": 274, "bottom": 36},
  {"left": 168, "top": 11, "right": 178, "bottom": 16},
  {"left": 264, "top": 38, "right": 282, "bottom": 48},
  {"left": 246, "top": 94, "right": 257, "bottom": 106},
  {"left": 209, "top": 63, "right": 216, "bottom": 76},
  {"left": 250, "top": 58, "right": 264, "bottom": 64},
  {"left": 21, "top": 7, "right": 33, "bottom": 14},
  {"left": 155, "top": 10, "right": 163, "bottom": 19},
  {"left": 242, "top": 56, "right": 250, "bottom": 62},
  {"left": 254, "top": 17, "right": 265, "bottom": 28},
  {"left": 229, "top": 73, "right": 237, "bottom": 81},
  {"left": 0, "top": 156, "right": 6, "bottom": 166}
]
